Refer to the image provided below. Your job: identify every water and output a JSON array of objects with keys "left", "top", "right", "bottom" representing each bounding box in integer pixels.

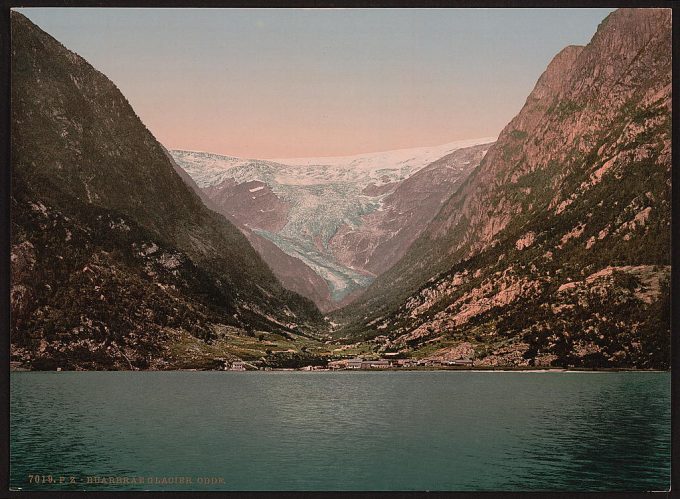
[{"left": 10, "top": 371, "right": 670, "bottom": 491}]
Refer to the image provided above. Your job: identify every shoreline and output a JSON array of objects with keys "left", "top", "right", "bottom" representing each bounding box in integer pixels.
[{"left": 10, "top": 367, "right": 670, "bottom": 373}]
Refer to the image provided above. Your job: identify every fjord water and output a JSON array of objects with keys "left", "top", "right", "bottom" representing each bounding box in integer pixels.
[{"left": 10, "top": 371, "right": 669, "bottom": 491}]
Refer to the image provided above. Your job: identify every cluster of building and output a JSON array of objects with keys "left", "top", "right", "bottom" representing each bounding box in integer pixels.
[
  {"left": 326, "top": 357, "right": 474, "bottom": 370},
  {"left": 222, "top": 357, "right": 474, "bottom": 371},
  {"left": 225, "top": 361, "right": 251, "bottom": 371}
]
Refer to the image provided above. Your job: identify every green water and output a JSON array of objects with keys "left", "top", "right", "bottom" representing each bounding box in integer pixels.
[{"left": 10, "top": 371, "right": 670, "bottom": 491}]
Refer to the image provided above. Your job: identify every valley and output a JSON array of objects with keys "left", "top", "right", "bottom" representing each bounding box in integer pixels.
[
  {"left": 171, "top": 138, "right": 494, "bottom": 310},
  {"left": 9, "top": 8, "right": 671, "bottom": 371}
]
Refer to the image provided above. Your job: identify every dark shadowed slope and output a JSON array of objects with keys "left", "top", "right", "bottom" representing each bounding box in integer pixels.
[{"left": 10, "top": 12, "right": 323, "bottom": 370}]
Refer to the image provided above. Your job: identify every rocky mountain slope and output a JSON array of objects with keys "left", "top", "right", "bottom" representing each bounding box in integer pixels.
[
  {"left": 333, "top": 8, "right": 671, "bottom": 369},
  {"left": 10, "top": 12, "right": 323, "bottom": 370},
  {"left": 327, "top": 144, "right": 490, "bottom": 276},
  {"left": 171, "top": 139, "right": 493, "bottom": 310}
]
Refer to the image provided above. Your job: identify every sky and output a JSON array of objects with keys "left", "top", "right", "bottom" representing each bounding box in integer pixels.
[{"left": 17, "top": 8, "right": 614, "bottom": 159}]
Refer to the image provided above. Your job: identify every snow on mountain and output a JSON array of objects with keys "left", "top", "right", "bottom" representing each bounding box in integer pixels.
[
  {"left": 173, "top": 137, "right": 495, "bottom": 189},
  {"left": 270, "top": 137, "right": 496, "bottom": 171},
  {"left": 170, "top": 137, "right": 495, "bottom": 305}
]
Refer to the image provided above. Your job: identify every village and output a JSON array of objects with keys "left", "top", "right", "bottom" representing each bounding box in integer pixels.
[{"left": 224, "top": 357, "right": 475, "bottom": 371}]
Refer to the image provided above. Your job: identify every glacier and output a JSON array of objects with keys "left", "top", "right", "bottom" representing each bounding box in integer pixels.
[{"left": 171, "top": 137, "right": 495, "bottom": 302}]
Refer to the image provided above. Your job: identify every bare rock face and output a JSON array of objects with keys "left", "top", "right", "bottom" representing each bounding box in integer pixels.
[
  {"left": 336, "top": 8, "right": 670, "bottom": 369},
  {"left": 426, "top": 8, "right": 671, "bottom": 261},
  {"left": 361, "top": 182, "right": 399, "bottom": 196},
  {"left": 205, "top": 180, "right": 291, "bottom": 232}
]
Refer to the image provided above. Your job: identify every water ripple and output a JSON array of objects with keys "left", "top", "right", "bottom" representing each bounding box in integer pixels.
[{"left": 10, "top": 371, "right": 670, "bottom": 491}]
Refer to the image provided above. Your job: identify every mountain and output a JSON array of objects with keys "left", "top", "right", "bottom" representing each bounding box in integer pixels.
[
  {"left": 164, "top": 147, "right": 336, "bottom": 311},
  {"left": 171, "top": 138, "right": 493, "bottom": 310},
  {"left": 333, "top": 8, "right": 671, "bottom": 369},
  {"left": 327, "top": 143, "right": 491, "bottom": 276},
  {"left": 10, "top": 12, "right": 323, "bottom": 370}
]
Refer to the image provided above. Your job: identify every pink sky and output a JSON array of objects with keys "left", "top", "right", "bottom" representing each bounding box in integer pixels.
[{"left": 20, "top": 8, "right": 614, "bottom": 158}]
